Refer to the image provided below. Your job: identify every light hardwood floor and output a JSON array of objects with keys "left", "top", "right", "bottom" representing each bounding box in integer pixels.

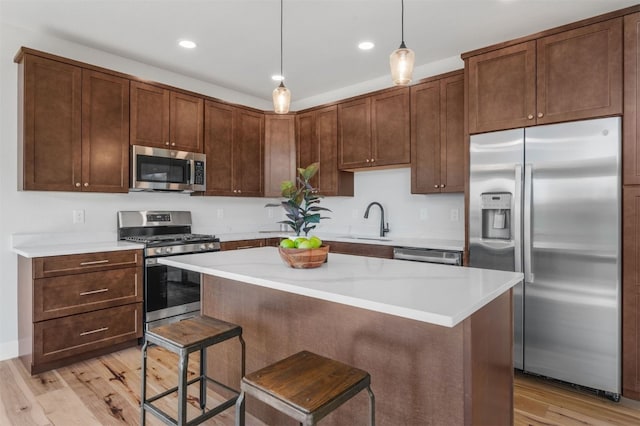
[{"left": 1, "top": 346, "right": 640, "bottom": 425}]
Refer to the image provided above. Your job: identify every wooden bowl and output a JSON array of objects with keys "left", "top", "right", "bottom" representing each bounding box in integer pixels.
[{"left": 278, "top": 245, "right": 330, "bottom": 269}]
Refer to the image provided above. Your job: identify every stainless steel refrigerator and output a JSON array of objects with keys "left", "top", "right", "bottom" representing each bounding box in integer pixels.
[{"left": 468, "top": 117, "right": 621, "bottom": 398}]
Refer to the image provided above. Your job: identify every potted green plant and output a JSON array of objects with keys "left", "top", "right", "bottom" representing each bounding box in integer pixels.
[{"left": 265, "top": 162, "right": 331, "bottom": 236}]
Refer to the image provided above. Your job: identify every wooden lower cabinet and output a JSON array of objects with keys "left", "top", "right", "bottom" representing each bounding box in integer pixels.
[
  {"left": 324, "top": 240, "right": 394, "bottom": 259},
  {"left": 220, "top": 239, "right": 267, "bottom": 251},
  {"left": 624, "top": 186, "right": 640, "bottom": 398},
  {"left": 18, "top": 250, "right": 143, "bottom": 374}
]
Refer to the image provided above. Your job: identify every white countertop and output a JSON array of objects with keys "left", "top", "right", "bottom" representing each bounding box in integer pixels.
[
  {"left": 11, "top": 232, "right": 144, "bottom": 258},
  {"left": 159, "top": 247, "right": 522, "bottom": 328},
  {"left": 220, "top": 231, "right": 464, "bottom": 252}
]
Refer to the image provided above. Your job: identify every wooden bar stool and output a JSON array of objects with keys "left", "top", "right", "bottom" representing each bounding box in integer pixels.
[
  {"left": 235, "top": 350, "right": 375, "bottom": 426},
  {"left": 141, "top": 315, "right": 245, "bottom": 426}
]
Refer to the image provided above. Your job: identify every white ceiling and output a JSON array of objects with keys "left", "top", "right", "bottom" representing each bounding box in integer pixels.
[{"left": 2, "top": 0, "right": 638, "bottom": 108}]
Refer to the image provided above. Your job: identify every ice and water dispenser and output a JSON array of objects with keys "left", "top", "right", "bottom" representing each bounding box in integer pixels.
[{"left": 481, "top": 193, "right": 511, "bottom": 240}]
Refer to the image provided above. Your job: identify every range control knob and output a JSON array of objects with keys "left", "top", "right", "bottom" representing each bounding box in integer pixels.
[
  {"left": 200, "top": 244, "right": 207, "bottom": 250},
  {"left": 165, "top": 247, "right": 173, "bottom": 254},
  {"left": 155, "top": 248, "right": 163, "bottom": 256}
]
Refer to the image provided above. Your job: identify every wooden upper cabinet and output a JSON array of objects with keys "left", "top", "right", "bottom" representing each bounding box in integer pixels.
[
  {"left": 264, "top": 114, "right": 296, "bottom": 197},
  {"left": 204, "top": 101, "right": 264, "bottom": 196},
  {"left": 234, "top": 108, "right": 264, "bottom": 196},
  {"left": 19, "top": 54, "right": 129, "bottom": 193},
  {"left": 467, "top": 18, "right": 622, "bottom": 134},
  {"left": 625, "top": 12, "right": 640, "bottom": 185},
  {"left": 371, "top": 87, "right": 411, "bottom": 166},
  {"left": 467, "top": 41, "right": 536, "bottom": 134},
  {"left": 338, "top": 87, "right": 410, "bottom": 170},
  {"left": 20, "top": 54, "right": 82, "bottom": 191},
  {"left": 204, "top": 101, "right": 234, "bottom": 195},
  {"left": 537, "top": 18, "right": 622, "bottom": 125},
  {"left": 411, "top": 71, "right": 464, "bottom": 194},
  {"left": 130, "top": 81, "right": 203, "bottom": 152},
  {"left": 81, "top": 70, "right": 130, "bottom": 192},
  {"left": 338, "top": 97, "right": 371, "bottom": 169},
  {"left": 297, "top": 105, "right": 353, "bottom": 196}
]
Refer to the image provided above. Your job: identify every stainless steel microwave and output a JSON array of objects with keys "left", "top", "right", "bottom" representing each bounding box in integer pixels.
[{"left": 130, "top": 145, "right": 206, "bottom": 192}]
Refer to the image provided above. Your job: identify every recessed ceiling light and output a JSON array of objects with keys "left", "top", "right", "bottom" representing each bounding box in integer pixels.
[
  {"left": 272, "top": 74, "right": 285, "bottom": 82},
  {"left": 179, "top": 40, "right": 197, "bottom": 49},
  {"left": 358, "top": 41, "right": 375, "bottom": 50}
]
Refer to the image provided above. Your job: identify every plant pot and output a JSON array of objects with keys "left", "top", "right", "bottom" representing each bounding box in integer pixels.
[{"left": 278, "top": 245, "right": 330, "bottom": 269}]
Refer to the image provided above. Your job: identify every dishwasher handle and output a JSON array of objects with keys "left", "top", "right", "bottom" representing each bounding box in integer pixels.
[{"left": 393, "top": 247, "right": 462, "bottom": 266}]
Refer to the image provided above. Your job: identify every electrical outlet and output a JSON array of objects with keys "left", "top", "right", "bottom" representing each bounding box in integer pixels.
[
  {"left": 450, "top": 208, "right": 459, "bottom": 222},
  {"left": 216, "top": 209, "right": 224, "bottom": 219},
  {"left": 72, "top": 209, "right": 85, "bottom": 224},
  {"left": 419, "top": 208, "right": 428, "bottom": 221},
  {"left": 267, "top": 207, "right": 274, "bottom": 218}
]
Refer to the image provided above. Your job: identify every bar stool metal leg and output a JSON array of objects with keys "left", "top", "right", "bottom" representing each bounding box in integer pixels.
[
  {"left": 140, "top": 340, "right": 148, "bottom": 426},
  {"left": 235, "top": 390, "right": 245, "bottom": 426},
  {"left": 178, "top": 350, "right": 188, "bottom": 425},
  {"left": 200, "top": 347, "right": 207, "bottom": 410},
  {"left": 367, "top": 386, "right": 375, "bottom": 425}
]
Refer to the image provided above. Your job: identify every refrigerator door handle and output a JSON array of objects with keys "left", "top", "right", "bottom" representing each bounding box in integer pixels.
[
  {"left": 514, "top": 164, "right": 523, "bottom": 273},
  {"left": 524, "top": 163, "right": 534, "bottom": 283}
]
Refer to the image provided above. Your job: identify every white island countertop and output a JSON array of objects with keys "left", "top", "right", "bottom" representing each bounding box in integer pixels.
[{"left": 159, "top": 247, "right": 522, "bottom": 328}]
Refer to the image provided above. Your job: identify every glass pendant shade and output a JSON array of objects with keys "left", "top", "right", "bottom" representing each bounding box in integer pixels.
[
  {"left": 273, "top": 82, "right": 291, "bottom": 114},
  {"left": 390, "top": 42, "right": 415, "bottom": 86}
]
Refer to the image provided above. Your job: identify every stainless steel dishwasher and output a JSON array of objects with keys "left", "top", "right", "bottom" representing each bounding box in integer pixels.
[{"left": 393, "top": 247, "right": 463, "bottom": 266}]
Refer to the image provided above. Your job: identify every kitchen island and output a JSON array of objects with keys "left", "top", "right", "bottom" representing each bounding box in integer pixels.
[{"left": 159, "top": 247, "right": 523, "bottom": 425}]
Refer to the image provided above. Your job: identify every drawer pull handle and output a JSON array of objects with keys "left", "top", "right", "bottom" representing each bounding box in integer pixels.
[
  {"left": 79, "top": 260, "right": 110, "bottom": 266},
  {"left": 236, "top": 245, "right": 255, "bottom": 249},
  {"left": 80, "top": 327, "right": 109, "bottom": 336},
  {"left": 79, "top": 288, "right": 109, "bottom": 296}
]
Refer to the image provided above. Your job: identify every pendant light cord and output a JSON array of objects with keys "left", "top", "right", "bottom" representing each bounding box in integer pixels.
[
  {"left": 401, "top": 0, "right": 405, "bottom": 44},
  {"left": 280, "top": 0, "right": 284, "bottom": 78}
]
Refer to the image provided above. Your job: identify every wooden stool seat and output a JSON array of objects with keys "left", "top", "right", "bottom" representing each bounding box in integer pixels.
[
  {"left": 235, "top": 351, "right": 374, "bottom": 425},
  {"left": 141, "top": 315, "right": 245, "bottom": 426}
]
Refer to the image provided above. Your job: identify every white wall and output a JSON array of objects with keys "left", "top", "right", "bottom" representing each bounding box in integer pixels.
[{"left": 0, "top": 23, "right": 464, "bottom": 360}]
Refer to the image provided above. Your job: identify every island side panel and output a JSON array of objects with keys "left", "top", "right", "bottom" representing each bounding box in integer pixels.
[
  {"left": 203, "top": 275, "right": 468, "bottom": 425},
  {"left": 464, "top": 289, "right": 514, "bottom": 426}
]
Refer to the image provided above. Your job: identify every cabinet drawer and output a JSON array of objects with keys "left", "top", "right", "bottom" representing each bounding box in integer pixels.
[
  {"left": 34, "top": 267, "right": 143, "bottom": 321},
  {"left": 220, "top": 239, "right": 265, "bottom": 251},
  {"left": 33, "top": 250, "right": 142, "bottom": 278},
  {"left": 33, "top": 303, "right": 142, "bottom": 365},
  {"left": 324, "top": 241, "right": 394, "bottom": 259}
]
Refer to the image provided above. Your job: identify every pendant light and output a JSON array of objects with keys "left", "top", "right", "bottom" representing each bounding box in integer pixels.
[
  {"left": 273, "top": 0, "right": 291, "bottom": 113},
  {"left": 389, "top": 0, "right": 415, "bottom": 85}
]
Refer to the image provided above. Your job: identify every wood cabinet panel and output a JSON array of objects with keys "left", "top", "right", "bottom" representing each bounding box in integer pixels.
[
  {"left": 33, "top": 303, "right": 142, "bottom": 367},
  {"left": 204, "top": 102, "right": 264, "bottom": 196},
  {"left": 624, "top": 12, "right": 640, "bottom": 185},
  {"left": 324, "top": 241, "right": 394, "bottom": 259},
  {"left": 130, "top": 81, "right": 204, "bottom": 152},
  {"left": 623, "top": 186, "right": 640, "bottom": 399},
  {"left": 81, "top": 70, "right": 130, "bottom": 192},
  {"left": 467, "top": 41, "right": 536, "bottom": 134},
  {"left": 264, "top": 115, "right": 296, "bottom": 197},
  {"left": 170, "top": 91, "right": 204, "bottom": 152},
  {"left": 338, "top": 97, "right": 371, "bottom": 169},
  {"left": 440, "top": 74, "right": 465, "bottom": 193},
  {"left": 220, "top": 239, "right": 266, "bottom": 251},
  {"left": 411, "top": 72, "right": 464, "bottom": 194},
  {"left": 130, "top": 81, "right": 169, "bottom": 148},
  {"left": 297, "top": 106, "right": 353, "bottom": 196},
  {"left": 20, "top": 54, "right": 82, "bottom": 191},
  {"left": 537, "top": 18, "right": 622, "bottom": 125},
  {"left": 234, "top": 108, "right": 264, "bottom": 196},
  {"left": 467, "top": 18, "right": 622, "bottom": 134},
  {"left": 204, "top": 100, "right": 234, "bottom": 195},
  {"left": 371, "top": 87, "right": 410, "bottom": 167},
  {"left": 34, "top": 267, "right": 143, "bottom": 322},
  {"left": 33, "top": 250, "right": 142, "bottom": 279}
]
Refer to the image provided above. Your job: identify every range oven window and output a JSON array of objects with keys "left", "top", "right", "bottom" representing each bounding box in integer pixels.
[
  {"left": 145, "top": 262, "right": 200, "bottom": 314},
  {"left": 137, "top": 154, "right": 189, "bottom": 184}
]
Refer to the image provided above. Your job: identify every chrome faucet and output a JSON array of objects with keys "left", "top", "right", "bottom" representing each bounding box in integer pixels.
[{"left": 364, "top": 202, "right": 390, "bottom": 237}]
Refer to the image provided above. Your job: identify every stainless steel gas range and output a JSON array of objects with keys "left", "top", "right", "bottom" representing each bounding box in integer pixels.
[{"left": 117, "top": 211, "right": 220, "bottom": 329}]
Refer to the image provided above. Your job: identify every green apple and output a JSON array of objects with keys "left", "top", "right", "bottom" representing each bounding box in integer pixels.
[
  {"left": 280, "top": 239, "right": 295, "bottom": 249},
  {"left": 294, "top": 237, "right": 308, "bottom": 248},
  {"left": 309, "top": 236, "right": 322, "bottom": 248},
  {"left": 297, "top": 240, "right": 313, "bottom": 249}
]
